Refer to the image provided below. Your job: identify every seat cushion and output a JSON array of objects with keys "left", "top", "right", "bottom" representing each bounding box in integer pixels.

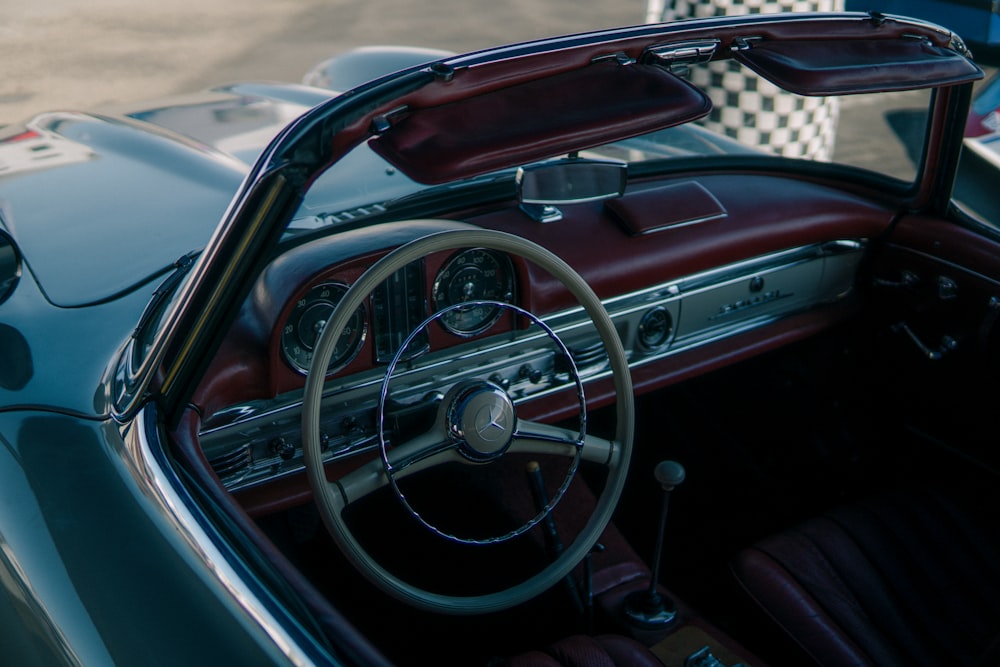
[{"left": 731, "top": 489, "right": 1000, "bottom": 666}]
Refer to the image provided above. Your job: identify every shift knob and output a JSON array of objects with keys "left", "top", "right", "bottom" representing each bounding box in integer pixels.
[{"left": 654, "top": 460, "right": 685, "bottom": 491}]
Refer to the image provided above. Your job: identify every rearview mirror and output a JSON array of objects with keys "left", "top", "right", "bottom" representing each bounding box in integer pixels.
[{"left": 516, "top": 158, "right": 627, "bottom": 205}]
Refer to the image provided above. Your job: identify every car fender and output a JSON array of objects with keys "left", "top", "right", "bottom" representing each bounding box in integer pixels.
[{"left": 0, "top": 411, "right": 297, "bottom": 666}]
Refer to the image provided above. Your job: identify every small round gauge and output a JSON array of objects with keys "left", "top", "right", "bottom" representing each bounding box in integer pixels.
[
  {"left": 432, "top": 249, "right": 514, "bottom": 335},
  {"left": 282, "top": 282, "right": 366, "bottom": 375},
  {"left": 637, "top": 306, "right": 673, "bottom": 351}
]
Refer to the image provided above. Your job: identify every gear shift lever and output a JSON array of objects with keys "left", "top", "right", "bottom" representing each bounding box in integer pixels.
[{"left": 623, "top": 460, "right": 686, "bottom": 628}]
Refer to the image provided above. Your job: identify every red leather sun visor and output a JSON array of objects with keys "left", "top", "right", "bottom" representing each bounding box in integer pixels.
[
  {"left": 368, "top": 61, "right": 712, "bottom": 184},
  {"left": 733, "top": 37, "right": 983, "bottom": 96}
]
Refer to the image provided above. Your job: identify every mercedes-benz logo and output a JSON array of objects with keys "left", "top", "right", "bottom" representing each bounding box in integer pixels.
[
  {"left": 474, "top": 404, "right": 508, "bottom": 442},
  {"left": 447, "top": 380, "right": 517, "bottom": 461}
]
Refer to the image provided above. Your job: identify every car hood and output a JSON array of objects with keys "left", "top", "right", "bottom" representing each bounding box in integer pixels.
[{"left": 0, "top": 83, "right": 337, "bottom": 307}]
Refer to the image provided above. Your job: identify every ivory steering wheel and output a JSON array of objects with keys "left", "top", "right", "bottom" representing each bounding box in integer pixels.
[{"left": 302, "top": 227, "right": 633, "bottom": 615}]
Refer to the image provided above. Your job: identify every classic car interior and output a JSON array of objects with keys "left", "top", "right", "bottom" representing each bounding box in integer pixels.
[{"left": 159, "top": 14, "right": 1000, "bottom": 667}]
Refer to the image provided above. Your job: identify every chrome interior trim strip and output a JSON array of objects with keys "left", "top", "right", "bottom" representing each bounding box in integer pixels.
[{"left": 202, "top": 240, "right": 866, "bottom": 491}]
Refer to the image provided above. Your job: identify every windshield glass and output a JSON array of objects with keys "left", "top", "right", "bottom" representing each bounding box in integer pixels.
[
  {"left": 292, "top": 69, "right": 931, "bottom": 235},
  {"left": 675, "top": 62, "right": 929, "bottom": 181},
  {"left": 120, "top": 16, "right": 976, "bottom": 421}
]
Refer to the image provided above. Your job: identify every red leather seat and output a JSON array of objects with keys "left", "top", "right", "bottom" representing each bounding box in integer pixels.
[{"left": 731, "top": 489, "right": 1000, "bottom": 666}]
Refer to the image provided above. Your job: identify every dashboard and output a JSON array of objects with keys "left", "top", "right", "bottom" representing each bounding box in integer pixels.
[{"left": 191, "top": 173, "right": 895, "bottom": 510}]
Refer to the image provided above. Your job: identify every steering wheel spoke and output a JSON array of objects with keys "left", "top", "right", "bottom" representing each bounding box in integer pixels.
[
  {"left": 330, "top": 431, "right": 462, "bottom": 510},
  {"left": 511, "top": 419, "right": 615, "bottom": 465},
  {"left": 384, "top": 430, "right": 463, "bottom": 475}
]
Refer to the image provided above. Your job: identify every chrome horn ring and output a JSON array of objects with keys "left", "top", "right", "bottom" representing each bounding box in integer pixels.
[{"left": 376, "top": 301, "right": 586, "bottom": 546}]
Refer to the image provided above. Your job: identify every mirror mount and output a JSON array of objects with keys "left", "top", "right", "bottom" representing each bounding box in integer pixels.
[{"left": 518, "top": 203, "right": 564, "bottom": 224}]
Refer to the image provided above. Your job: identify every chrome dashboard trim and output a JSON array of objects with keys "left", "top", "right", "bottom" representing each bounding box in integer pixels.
[{"left": 201, "top": 239, "right": 866, "bottom": 491}]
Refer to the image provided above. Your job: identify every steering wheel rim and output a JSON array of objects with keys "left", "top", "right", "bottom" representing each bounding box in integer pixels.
[{"left": 302, "top": 226, "right": 634, "bottom": 615}]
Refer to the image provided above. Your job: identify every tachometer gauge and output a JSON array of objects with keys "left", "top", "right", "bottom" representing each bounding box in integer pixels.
[
  {"left": 432, "top": 249, "right": 514, "bottom": 335},
  {"left": 282, "top": 282, "right": 366, "bottom": 375}
]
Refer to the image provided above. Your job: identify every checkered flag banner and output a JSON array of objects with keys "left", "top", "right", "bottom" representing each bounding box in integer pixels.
[{"left": 647, "top": 0, "right": 844, "bottom": 161}]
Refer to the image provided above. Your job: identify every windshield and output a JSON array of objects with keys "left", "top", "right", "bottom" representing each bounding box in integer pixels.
[
  {"left": 119, "top": 15, "right": 976, "bottom": 420},
  {"left": 291, "top": 71, "right": 931, "bottom": 236},
  {"left": 679, "top": 64, "right": 930, "bottom": 181}
]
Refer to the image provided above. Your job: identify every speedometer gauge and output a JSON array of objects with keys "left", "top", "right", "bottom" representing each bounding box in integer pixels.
[
  {"left": 432, "top": 249, "right": 514, "bottom": 335},
  {"left": 282, "top": 282, "right": 366, "bottom": 375}
]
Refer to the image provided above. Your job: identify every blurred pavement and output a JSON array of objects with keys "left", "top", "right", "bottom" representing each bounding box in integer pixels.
[{"left": 0, "top": 0, "right": 643, "bottom": 124}]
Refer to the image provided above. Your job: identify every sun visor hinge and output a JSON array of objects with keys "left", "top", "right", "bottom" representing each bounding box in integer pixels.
[
  {"left": 591, "top": 52, "right": 637, "bottom": 67},
  {"left": 642, "top": 39, "right": 719, "bottom": 77},
  {"left": 730, "top": 36, "right": 763, "bottom": 53},
  {"left": 370, "top": 105, "right": 409, "bottom": 135}
]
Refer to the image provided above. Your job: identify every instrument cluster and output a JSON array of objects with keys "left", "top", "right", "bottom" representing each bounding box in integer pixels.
[{"left": 279, "top": 248, "right": 516, "bottom": 377}]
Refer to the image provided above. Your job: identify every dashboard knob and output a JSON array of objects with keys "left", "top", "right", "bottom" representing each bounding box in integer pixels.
[
  {"left": 519, "top": 365, "right": 544, "bottom": 384},
  {"left": 269, "top": 437, "right": 295, "bottom": 461}
]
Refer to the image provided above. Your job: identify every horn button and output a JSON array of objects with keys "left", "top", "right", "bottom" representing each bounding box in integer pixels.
[{"left": 446, "top": 381, "right": 517, "bottom": 462}]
